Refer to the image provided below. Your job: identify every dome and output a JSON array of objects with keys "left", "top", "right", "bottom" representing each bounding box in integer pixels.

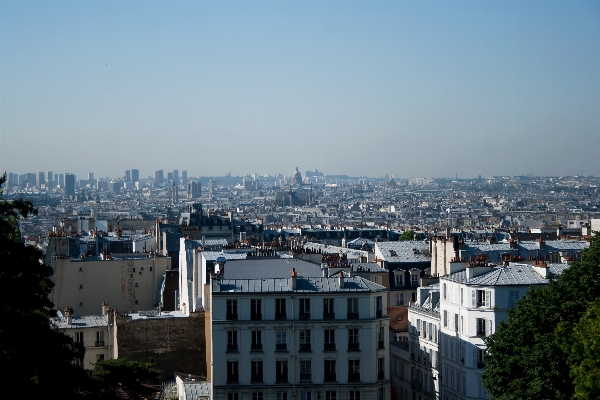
[{"left": 293, "top": 167, "right": 302, "bottom": 185}]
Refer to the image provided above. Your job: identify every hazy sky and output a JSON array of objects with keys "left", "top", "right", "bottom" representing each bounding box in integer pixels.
[{"left": 1, "top": 1, "right": 599, "bottom": 179}]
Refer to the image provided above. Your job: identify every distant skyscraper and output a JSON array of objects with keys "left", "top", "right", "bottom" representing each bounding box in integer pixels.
[
  {"left": 65, "top": 174, "right": 75, "bottom": 196},
  {"left": 167, "top": 172, "right": 173, "bottom": 183},
  {"left": 26, "top": 173, "right": 36, "bottom": 188},
  {"left": 59, "top": 174, "right": 65, "bottom": 187},
  {"left": 187, "top": 181, "right": 201, "bottom": 199},
  {"left": 88, "top": 172, "right": 94, "bottom": 181},
  {"left": 124, "top": 170, "right": 131, "bottom": 182},
  {"left": 181, "top": 170, "right": 188, "bottom": 185},
  {"left": 173, "top": 170, "right": 179, "bottom": 186},
  {"left": 131, "top": 169, "right": 140, "bottom": 183},
  {"left": 154, "top": 170, "right": 163, "bottom": 187},
  {"left": 38, "top": 172, "right": 45, "bottom": 188},
  {"left": 47, "top": 171, "right": 53, "bottom": 187}
]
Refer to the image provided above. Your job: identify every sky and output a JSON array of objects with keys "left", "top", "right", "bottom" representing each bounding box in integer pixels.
[{"left": 1, "top": 0, "right": 599, "bottom": 180}]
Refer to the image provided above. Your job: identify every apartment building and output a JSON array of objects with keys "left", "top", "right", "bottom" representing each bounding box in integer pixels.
[{"left": 209, "top": 271, "right": 390, "bottom": 400}]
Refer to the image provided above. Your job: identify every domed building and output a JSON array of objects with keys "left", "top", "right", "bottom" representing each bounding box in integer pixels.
[{"left": 292, "top": 167, "right": 302, "bottom": 185}]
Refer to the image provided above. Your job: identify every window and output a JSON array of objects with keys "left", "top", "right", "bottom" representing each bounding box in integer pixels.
[
  {"left": 252, "top": 392, "right": 263, "bottom": 400},
  {"left": 460, "top": 288, "right": 464, "bottom": 305},
  {"left": 348, "top": 329, "right": 359, "bottom": 351},
  {"left": 442, "top": 283, "right": 447, "bottom": 300},
  {"left": 348, "top": 359, "right": 360, "bottom": 382},
  {"left": 276, "top": 360, "right": 288, "bottom": 382},
  {"left": 349, "top": 390, "right": 361, "bottom": 400},
  {"left": 276, "top": 330, "right": 287, "bottom": 351},
  {"left": 299, "top": 298, "right": 310, "bottom": 320},
  {"left": 376, "top": 296, "right": 383, "bottom": 317},
  {"left": 150, "top": 358, "right": 155, "bottom": 364},
  {"left": 508, "top": 290, "right": 521, "bottom": 308},
  {"left": 251, "top": 360, "right": 263, "bottom": 383},
  {"left": 227, "top": 331, "right": 238, "bottom": 351},
  {"left": 228, "top": 394, "right": 239, "bottom": 400},
  {"left": 473, "top": 290, "right": 491, "bottom": 308},
  {"left": 394, "top": 292, "right": 406, "bottom": 306},
  {"left": 227, "top": 300, "right": 238, "bottom": 320},
  {"left": 454, "top": 314, "right": 459, "bottom": 332},
  {"left": 394, "top": 270, "right": 405, "bottom": 286},
  {"left": 75, "top": 332, "right": 84, "bottom": 343},
  {"left": 378, "top": 357, "right": 385, "bottom": 379},
  {"left": 325, "top": 391, "right": 337, "bottom": 400},
  {"left": 227, "top": 361, "right": 239, "bottom": 383},
  {"left": 476, "top": 318, "right": 488, "bottom": 336},
  {"left": 228, "top": 331, "right": 238, "bottom": 351},
  {"left": 300, "top": 392, "right": 312, "bottom": 400},
  {"left": 324, "top": 329, "right": 336, "bottom": 351},
  {"left": 378, "top": 326, "right": 385, "bottom": 348},
  {"left": 251, "top": 330, "right": 262, "bottom": 351},
  {"left": 323, "top": 298, "right": 335, "bottom": 319},
  {"left": 300, "top": 360, "right": 312, "bottom": 381},
  {"left": 410, "top": 272, "right": 419, "bottom": 286},
  {"left": 378, "top": 387, "right": 385, "bottom": 400},
  {"left": 324, "top": 359, "right": 336, "bottom": 381},
  {"left": 251, "top": 299, "right": 262, "bottom": 320},
  {"left": 347, "top": 298, "right": 359, "bottom": 319},
  {"left": 95, "top": 331, "right": 104, "bottom": 346},
  {"left": 96, "top": 354, "right": 104, "bottom": 361},
  {"left": 276, "top": 392, "right": 288, "bottom": 400},
  {"left": 299, "top": 329, "right": 311, "bottom": 351},
  {"left": 276, "top": 299, "right": 287, "bottom": 319},
  {"left": 443, "top": 310, "right": 448, "bottom": 327}
]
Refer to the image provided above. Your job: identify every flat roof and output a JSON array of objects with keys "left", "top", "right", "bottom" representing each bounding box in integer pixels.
[{"left": 222, "top": 258, "right": 322, "bottom": 280}]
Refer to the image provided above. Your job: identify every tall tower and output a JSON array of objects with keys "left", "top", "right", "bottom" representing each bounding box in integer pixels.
[
  {"left": 154, "top": 170, "right": 163, "bottom": 187},
  {"left": 38, "top": 172, "right": 45, "bottom": 188},
  {"left": 65, "top": 174, "right": 75, "bottom": 196},
  {"left": 181, "top": 170, "right": 188, "bottom": 185},
  {"left": 124, "top": 170, "right": 131, "bottom": 182},
  {"left": 173, "top": 170, "right": 179, "bottom": 186},
  {"left": 131, "top": 169, "right": 140, "bottom": 183}
]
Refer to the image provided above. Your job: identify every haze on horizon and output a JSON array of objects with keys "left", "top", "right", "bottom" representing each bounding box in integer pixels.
[{"left": 1, "top": 1, "right": 599, "bottom": 180}]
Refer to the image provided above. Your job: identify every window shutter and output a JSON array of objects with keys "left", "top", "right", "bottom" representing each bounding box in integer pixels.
[
  {"left": 472, "top": 349, "right": 477, "bottom": 368},
  {"left": 509, "top": 290, "right": 515, "bottom": 308},
  {"left": 485, "top": 291, "right": 491, "bottom": 308},
  {"left": 471, "top": 290, "right": 476, "bottom": 307},
  {"left": 486, "top": 319, "right": 493, "bottom": 336}
]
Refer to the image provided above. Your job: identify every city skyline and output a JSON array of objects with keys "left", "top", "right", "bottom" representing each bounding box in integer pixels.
[{"left": 1, "top": 1, "right": 599, "bottom": 178}]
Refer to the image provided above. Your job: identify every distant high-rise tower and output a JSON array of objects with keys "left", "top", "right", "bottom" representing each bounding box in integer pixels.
[
  {"left": 59, "top": 174, "right": 65, "bottom": 187},
  {"left": 65, "top": 174, "right": 75, "bottom": 196},
  {"left": 88, "top": 172, "right": 94, "bottom": 181},
  {"left": 47, "top": 171, "right": 53, "bottom": 187},
  {"left": 38, "top": 172, "right": 45, "bottom": 188},
  {"left": 154, "top": 170, "right": 163, "bottom": 187},
  {"left": 173, "top": 170, "right": 179, "bottom": 186},
  {"left": 181, "top": 170, "right": 188, "bottom": 185},
  {"left": 172, "top": 183, "right": 178, "bottom": 204},
  {"left": 124, "top": 170, "right": 131, "bottom": 182},
  {"left": 131, "top": 169, "right": 140, "bottom": 183},
  {"left": 187, "top": 181, "right": 201, "bottom": 199}
]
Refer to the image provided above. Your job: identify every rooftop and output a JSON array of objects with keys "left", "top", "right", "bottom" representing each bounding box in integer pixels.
[
  {"left": 442, "top": 263, "right": 569, "bottom": 286},
  {"left": 213, "top": 275, "right": 387, "bottom": 294}
]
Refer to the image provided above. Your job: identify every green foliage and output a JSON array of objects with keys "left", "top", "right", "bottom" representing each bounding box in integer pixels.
[
  {"left": 92, "top": 358, "right": 160, "bottom": 398},
  {"left": 398, "top": 230, "right": 415, "bottom": 241},
  {"left": 0, "top": 174, "right": 87, "bottom": 398},
  {"left": 483, "top": 232, "right": 600, "bottom": 400},
  {"left": 556, "top": 298, "right": 600, "bottom": 400}
]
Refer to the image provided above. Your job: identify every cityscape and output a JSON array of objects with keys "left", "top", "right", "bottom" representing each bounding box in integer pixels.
[{"left": 1, "top": 165, "right": 599, "bottom": 399}]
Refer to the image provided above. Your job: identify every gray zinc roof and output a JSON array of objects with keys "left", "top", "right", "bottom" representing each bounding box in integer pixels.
[
  {"left": 52, "top": 312, "right": 108, "bottom": 329},
  {"left": 442, "top": 263, "right": 568, "bottom": 286},
  {"left": 375, "top": 241, "right": 431, "bottom": 263},
  {"left": 214, "top": 276, "right": 387, "bottom": 294}
]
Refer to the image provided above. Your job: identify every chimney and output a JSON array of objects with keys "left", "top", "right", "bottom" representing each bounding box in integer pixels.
[
  {"left": 101, "top": 302, "right": 110, "bottom": 316},
  {"left": 291, "top": 268, "right": 297, "bottom": 290},
  {"left": 338, "top": 270, "right": 344, "bottom": 288},
  {"left": 532, "top": 260, "right": 549, "bottom": 278},
  {"left": 65, "top": 307, "right": 72, "bottom": 325}
]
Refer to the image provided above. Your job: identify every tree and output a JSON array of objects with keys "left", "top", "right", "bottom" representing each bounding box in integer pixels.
[
  {"left": 556, "top": 298, "right": 600, "bottom": 400},
  {"left": 91, "top": 358, "right": 160, "bottom": 399},
  {"left": 398, "top": 230, "right": 415, "bottom": 241},
  {"left": 482, "top": 232, "right": 600, "bottom": 399},
  {"left": 0, "top": 174, "right": 87, "bottom": 398}
]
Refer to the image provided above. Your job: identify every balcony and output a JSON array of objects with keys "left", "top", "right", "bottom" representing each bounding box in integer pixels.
[
  {"left": 377, "top": 341, "right": 385, "bottom": 349},
  {"left": 275, "top": 313, "right": 287, "bottom": 320},
  {"left": 378, "top": 371, "right": 385, "bottom": 380},
  {"left": 323, "top": 312, "right": 335, "bottom": 320},
  {"left": 299, "top": 312, "right": 311, "bottom": 320},
  {"left": 376, "top": 310, "right": 383, "bottom": 318},
  {"left": 347, "top": 343, "right": 360, "bottom": 351},
  {"left": 226, "top": 313, "right": 238, "bottom": 321},
  {"left": 227, "top": 375, "right": 239, "bottom": 384},
  {"left": 251, "top": 343, "right": 263, "bottom": 352},
  {"left": 227, "top": 344, "right": 239, "bottom": 352},
  {"left": 276, "top": 374, "right": 288, "bottom": 383},
  {"left": 347, "top": 312, "right": 359, "bottom": 320},
  {"left": 251, "top": 375, "right": 263, "bottom": 383},
  {"left": 324, "top": 373, "right": 337, "bottom": 382},
  {"left": 276, "top": 343, "right": 287, "bottom": 351},
  {"left": 348, "top": 373, "right": 360, "bottom": 382},
  {"left": 324, "top": 343, "right": 336, "bottom": 351},
  {"left": 300, "top": 373, "right": 312, "bottom": 381},
  {"left": 250, "top": 313, "right": 262, "bottom": 321},
  {"left": 299, "top": 343, "right": 311, "bottom": 352},
  {"left": 95, "top": 341, "right": 105, "bottom": 347}
]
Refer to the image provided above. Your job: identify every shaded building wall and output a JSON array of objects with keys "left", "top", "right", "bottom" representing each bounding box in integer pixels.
[{"left": 115, "top": 311, "right": 207, "bottom": 381}]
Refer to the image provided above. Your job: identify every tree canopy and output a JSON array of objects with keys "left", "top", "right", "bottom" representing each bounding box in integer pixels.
[
  {"left": 91, "top": 359, "right": 160, "bottom": 399},
  {"left": 483, "top": 232, "right": 600, "bottom": 399},
  {"left": 398, "top": 230, "right": 415, "bottom": 241}
]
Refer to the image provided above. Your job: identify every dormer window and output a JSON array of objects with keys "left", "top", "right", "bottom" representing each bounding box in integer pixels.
[{"left": 394, "top": 270, "right": 405, "bottom": 286}]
